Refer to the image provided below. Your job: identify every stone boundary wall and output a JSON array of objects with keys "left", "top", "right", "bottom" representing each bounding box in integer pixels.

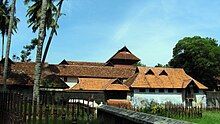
[{"left": 97, "top": 105, "right": 192, "bottom": 124}]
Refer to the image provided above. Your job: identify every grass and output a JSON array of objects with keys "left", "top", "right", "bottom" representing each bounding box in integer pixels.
[{"left": 178, "top": 111, "right": 220, "bottom": 124}]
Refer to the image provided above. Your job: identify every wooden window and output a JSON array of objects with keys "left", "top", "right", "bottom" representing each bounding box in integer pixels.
[
  {"left": 139, "top": 89, "right": 145, "bottom": 92},
  {"left": 159, "top": 89, "right": 164, "bottom": 93},
  {"left": 149, "top": 89, "right": 155, "bottom": 93},
  {"left": 168, "top": 89, "right": 173, "bottom": 93}
]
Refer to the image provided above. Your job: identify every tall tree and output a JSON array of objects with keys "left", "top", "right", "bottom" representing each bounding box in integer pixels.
[
  {"left": 2, "top": 0, "right": 16, "bottom": 91},
  {"left": 169, "top": 36, "right": 220, "bottom": 90},
  {"left": 0, "top": 1, "right": 7, "bottom": 60},
  {"left": 24, "top": 0, "right": 64, "bottom": 103},
  {"left": 0, "top": 0, "right": 19, "bottom": 60},
  {"left": 32, "top": 0, "right": 48, "bottom": 103},
  {"left": 25, "top": 0, "right": 63, "bottom": 63},
  {"left": 42, "top": 0, "right": 63, "bottom": 63}
]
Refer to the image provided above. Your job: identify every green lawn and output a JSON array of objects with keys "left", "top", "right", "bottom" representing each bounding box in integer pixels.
[{"left": 180, "top": 111, "right": 220, "bottom": 124}]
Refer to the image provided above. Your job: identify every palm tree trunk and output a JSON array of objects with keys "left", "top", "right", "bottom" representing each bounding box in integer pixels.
[
  {"left": 32, "top": 0, "right": 47, "bottom": 104},
  {"left": 42, "top": 0, "right": 64, "bottom": 64},
  {"left": 2, "top": 0, "right": 16, "bottom": 91},
  {"left": 1, "top": 34, "right": 4, "bottom": 60}
]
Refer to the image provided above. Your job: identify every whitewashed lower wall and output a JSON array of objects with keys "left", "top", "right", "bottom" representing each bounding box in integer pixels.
[
  {"left": 60, "top": 77, "right": 78, "bottom": 88},
  {"left": 195, "top": 94, "right": 206, "bottom": 108},
  {"left": 131, "top": 92, "right": 183, "bottom": 107},
  {"left": 130, "top": 89, "right": 207, "bottom": 108}
]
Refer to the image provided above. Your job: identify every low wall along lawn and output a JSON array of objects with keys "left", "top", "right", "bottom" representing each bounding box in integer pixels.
[{"left": 97, "top": 105, "right": 191, "bottom": 124}]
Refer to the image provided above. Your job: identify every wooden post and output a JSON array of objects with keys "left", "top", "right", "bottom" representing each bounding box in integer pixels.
[
  {"left": 53, "top": 104, "right": 57, "bottom": 124},
  {"left": 71, "top": 99, "right": 77, "bottom": 124},
  {"left": 33, "top": 100, "right": 37, "bottom": 124},
  {"left": 27, "top": 99, "right": 32, "bottom": 124},
  {"left": 45, "top": 105, "right": 49, "bottom": 124},
  {"left": 19, "top": 94, "right": 24, "bottom": 124},
  {"left": 23, "top": 97, "right": 28, "bottom": 123},
  {"left": 38, "top": 102, "right": 43, "bottom": 124}
]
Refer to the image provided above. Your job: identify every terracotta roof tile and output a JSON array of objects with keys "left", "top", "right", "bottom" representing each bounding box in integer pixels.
[
  {"left": 125, "top": 67, "right": 208, "bottom": 89},
  {"left": 68, "top": 78, "right": 129, "bottom": 91},
  {"left": 57, "top": 65, "right": 136, "bottom": 78},
  {"left": 0, "top": 62, "right": 52, "bottom": 86}
]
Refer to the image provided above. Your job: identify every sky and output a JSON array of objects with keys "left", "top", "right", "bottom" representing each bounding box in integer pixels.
[{"left": 9, "top": 0, "right": 220, "bottom": 66}]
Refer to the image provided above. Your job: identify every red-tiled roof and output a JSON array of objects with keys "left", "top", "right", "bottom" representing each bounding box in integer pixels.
[
  {"left": 124, "top": 67, "right": 208, "bottom": 89},
  {"left": 57, "top": 65, "right": 136, "bottom": 78},
  {"left": 0, "top": 62, "right": 51, "bottom": 86},
  {"left": 68, "top": 78, "right": 129, "bottom": 91},
  {"left": 106, "top": 46, "right": 140, "bottom": 63}
]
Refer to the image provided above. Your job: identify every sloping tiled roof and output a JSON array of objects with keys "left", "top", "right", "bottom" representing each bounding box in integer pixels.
[
  {"left": 106, "top": 46, "right": 140, "bottom": 62},
  {"left": 68, "top": 78, "right": 129, "bottom": 91},
  {"left": 124, "top": 67, "right": 208, "bottom": 89},
  {"left": 0, "top": 62, "right": 53, "bottom": 86},
  {"left": 57, "top": 65, "right": 136, "bottom": 78},
  {"left": 41, "top": 74, "right": 69, "bottom": 89}
]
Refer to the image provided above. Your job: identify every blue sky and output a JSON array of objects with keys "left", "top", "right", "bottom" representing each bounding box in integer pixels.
[{"left": 10, "top": 0, "right": 220, "bottom": 66}]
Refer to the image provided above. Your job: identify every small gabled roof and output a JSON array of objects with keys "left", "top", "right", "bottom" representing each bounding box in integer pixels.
[{"left": 106, "top": 46, "right": 140, "bottom": 65}]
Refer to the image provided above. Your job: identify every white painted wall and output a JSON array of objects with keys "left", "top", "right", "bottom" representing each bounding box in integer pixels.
[
  {"left": 194, "top": 90, "right": 206, "bottom": 108},
  {"left": 131, "top": 89, "right": 183, "bottom": 107},
  {"left": 131, "top": 89, "right": 207, "bottom": 108},
  {"left": 60, "top": 77, "right": 78, "bottom": 88}
]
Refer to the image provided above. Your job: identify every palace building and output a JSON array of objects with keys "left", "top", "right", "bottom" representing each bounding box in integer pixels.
[{"left": 0, "top": 46, "right": 208, "bottom": 106}]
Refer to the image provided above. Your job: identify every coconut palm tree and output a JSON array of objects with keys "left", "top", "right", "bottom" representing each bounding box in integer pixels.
[
  {"left": 42, "top": 0, "right": 64, "bottom": 63},
  {"left": 25, "top": 0, "right": 63, "bottom": 104},
  {"left": 25, "top": 0, "right": 48, "bottom": 103},
  {"left": 0, "top": 0, "right": 19, "bottom": 60},
  {"left": 2, "top": 0, "right": 17, "bottom": 91},
  {"left": 0, "top": 0, "right": 9, "bottom": 60},
  {"left": 25, "top": 0, "right": 63, "bottom": 63}
]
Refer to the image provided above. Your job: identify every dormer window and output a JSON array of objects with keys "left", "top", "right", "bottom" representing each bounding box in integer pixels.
[
  {"left": 146, "top": 69, "right": 154, "bottom": 75},
  {"left": 159, "top": 70, "right": 168, "bottom": 76}
]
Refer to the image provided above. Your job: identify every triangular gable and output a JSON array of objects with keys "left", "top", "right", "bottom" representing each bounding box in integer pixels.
[
  {"left": 59, "top": 59, "right": 69, "bottom": 65},
  {"left": 104, "top": 79, "right": 129, "bottom": 91},
  {"left": 106, "top": 46, "right": 140, "bottom": 65},
  {"left": 184, "top": 79, "right": 207, "bottom": 89},
  {"left": 145, "top": 69, "right": 155, "bottom": 75},
  {"left": 118, "top": 46, "right": 131, "bottom": 53},
  {"left": 159, "top": 70, "right": 168, "bottom": 76}
]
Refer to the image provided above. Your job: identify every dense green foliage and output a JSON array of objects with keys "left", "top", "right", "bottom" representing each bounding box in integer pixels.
[
  {"left": 20, "top": 38, "right": 37, "bottom": 62},
  {"left": 134, "top": 61, "right": 146, "bottom": 67},
  {"left": 169, "top": 36, "right": 220, "bottom": 90},
  {"left": 25, "top": 0, "right": 58, "bottom": 33},
  {"left": 155, "top": 63, "right": 169, "bottom": 67},
  {"left": 0, "top": 0, "right": 19, "bottom": 59}
]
